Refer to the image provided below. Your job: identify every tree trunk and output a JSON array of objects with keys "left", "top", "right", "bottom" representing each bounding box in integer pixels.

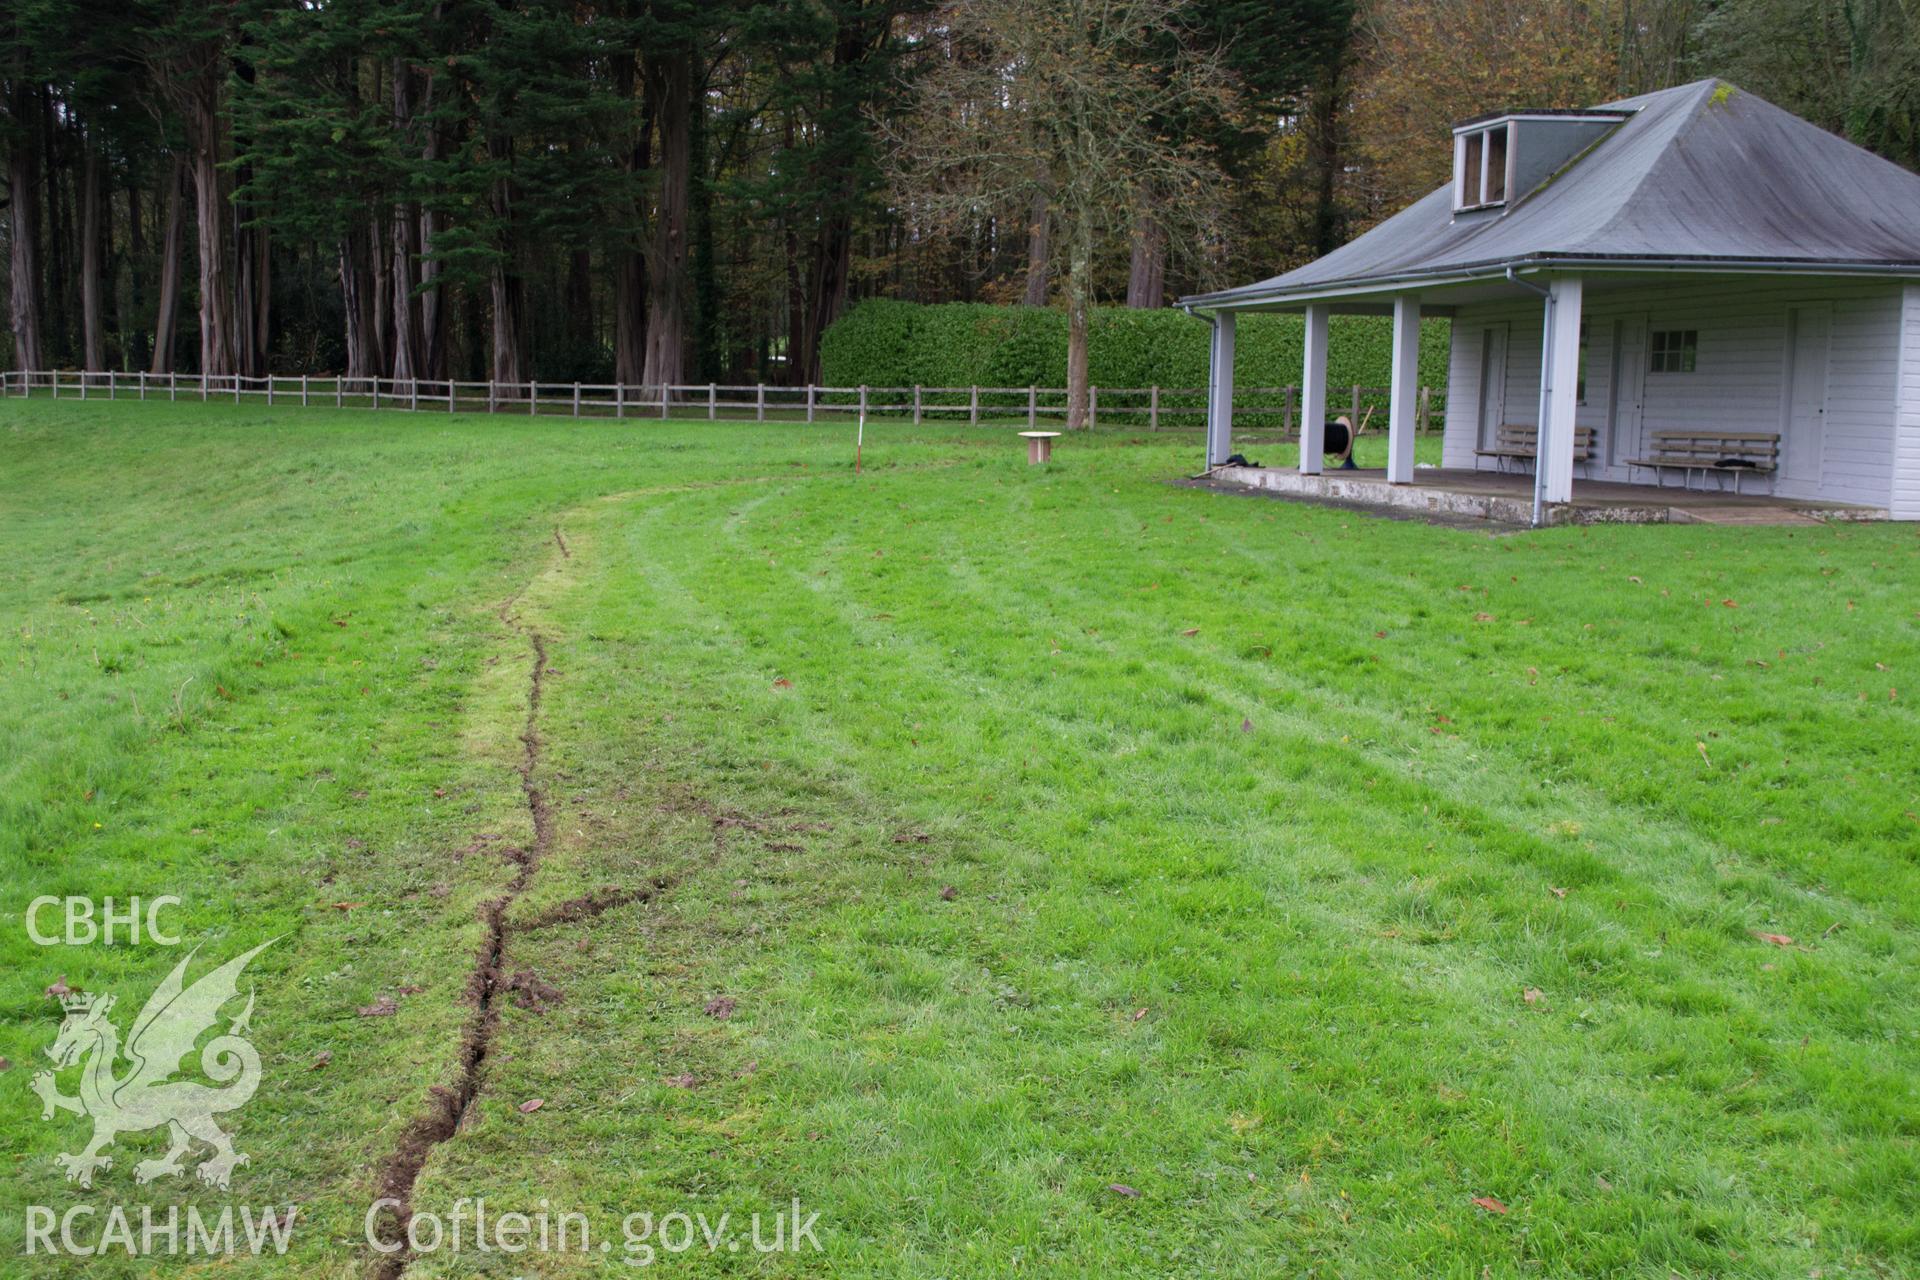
[
  {"left": 389, "top": 57, "right": 421, "bottom": 384},
  {"left": 486, "top": 151, "right": 526, "bottom": 391},
  {"left": 45, "top": 99, "right": 70, "bottom": 359},
  {"left": 641, "top": 50, "right": 691, "bottom": 390},
  {"left": 1124, "top": 208, "right": 1164, "bottom": 309},
  {"left": 150, "top": 157, "right": 185, "bottom": 374},
  {"left": 489, "top": 256, "right": 527, "bottom": 392},
  {"left": 1022, "top": 189, "right": 1050, "bottom": 307},
  {"left": 339, "top": 229, "right": 381, "bottom": 382},
  {"left": 416, "top": 63, "right": 446, "bottom": 381},
  {"left": 1065, "top": 218, "right": 1091, "bottom": 430},
  {"left": 80, "top": 138, "right": 106, "bottom": 369},
  {"left": 187, "top": 107, "right": 236, "bottom": 377},
  {"left": 370, "top": 211, "right": 393, "bottom": 376},
  {"left": 8, "top": 86, "right": 47, "bottom": 371},
  {"left": 125, "top": 177, "right": 146, "bottom": 369},
  {"left": 234, "top": 189, "right": 265, "bottom": 376},
  {"left": 611, "top": 54, "right": 648, "bottom": 387},
  {"left": 1306, "top": 64, "right": 1347, "bottom": 258}
]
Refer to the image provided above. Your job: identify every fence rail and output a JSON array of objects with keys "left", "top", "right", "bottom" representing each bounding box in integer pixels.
[{"left": 0, "top": 369, "right": 1444, "bottom": 433}]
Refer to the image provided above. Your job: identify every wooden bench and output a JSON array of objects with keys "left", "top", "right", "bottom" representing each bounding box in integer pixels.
[
  {"left": 1476, "top": 423, "right": 1595, "bottom": 473},
  {"left": 1624, "top": 431, "right": 1779, "bottom": 493}
]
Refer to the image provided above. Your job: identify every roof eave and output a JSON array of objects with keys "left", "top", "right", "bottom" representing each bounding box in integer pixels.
[{"left": 1179, "top": 254, "right": 1920, "bottom": 312}]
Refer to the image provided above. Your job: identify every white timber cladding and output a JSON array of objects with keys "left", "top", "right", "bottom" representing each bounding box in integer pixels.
[
  {"left": 1440, "top": 276, "right": 1906, "bottom": 510},
  {"left": 1896, "top": 284, "right": 1920, "bottom": 519}
]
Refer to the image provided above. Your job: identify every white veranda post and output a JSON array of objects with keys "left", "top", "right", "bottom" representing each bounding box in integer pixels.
[
  {"left": 1299, "top": 303, "right": 1329, "bottom": 474},
  {"left": 1387, "top": 294, "right": 1421, "bottom": 483},
  {"left": 1205, "top": 311, "right": 1236, "bottom": 467},
  {"left": 1542, "top": 276, "right": 1584, "bottom": 504}
]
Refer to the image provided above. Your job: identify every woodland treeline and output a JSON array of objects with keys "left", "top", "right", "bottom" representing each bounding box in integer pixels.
[{"left": 3, "top": 0, "right": 1916, "bottom": 386}]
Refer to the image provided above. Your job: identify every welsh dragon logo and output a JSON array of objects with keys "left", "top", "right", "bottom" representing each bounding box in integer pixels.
[{"left": 33, "top": 941, "right": 273, "bottom": 1190}]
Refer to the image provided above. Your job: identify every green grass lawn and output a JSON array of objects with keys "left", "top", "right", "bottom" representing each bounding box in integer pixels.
[{"left": 2, "top": 399, "right": 1916, "bottom": 1278}]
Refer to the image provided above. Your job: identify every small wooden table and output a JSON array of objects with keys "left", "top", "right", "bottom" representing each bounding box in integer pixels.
[{"left": 1019, "top": 431, "right": 1061, "bottom": 464}]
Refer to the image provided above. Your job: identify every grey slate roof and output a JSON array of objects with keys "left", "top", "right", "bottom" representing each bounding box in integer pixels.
[{"left": 1184, "top": 79, "right": 1920, "bottom": 309}]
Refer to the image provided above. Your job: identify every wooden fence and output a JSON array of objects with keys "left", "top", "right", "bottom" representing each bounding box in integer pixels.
[{"left": 0, "top": 370, "right": 1445, "bottom": 434}]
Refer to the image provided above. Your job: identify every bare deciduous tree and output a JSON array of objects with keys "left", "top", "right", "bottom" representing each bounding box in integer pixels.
[{"left": 883, "top": 0, "right": 1237, "bottom": 429}]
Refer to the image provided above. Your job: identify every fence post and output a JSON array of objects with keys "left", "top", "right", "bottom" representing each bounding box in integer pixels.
[
  {"left": 661, "top": 384, "right": 670, "bottom": 420},
  {"left": 170, "top": 371, "right": 177, "bottom": 401},
  {"left": 1285, "top": 385, "right": 1296, "bottom": 436},
  {"left": 859, "top": 385, "right": 868, "bottom": 421},
  {"left": 371, "top": 378, "right": 379, "bottom": 411},
  {"left": 487, "top": 381, "right": 496, "bottom": 413},
  {"left": 912, "top": 384, "right": 922, "bottom": 426},
  {"left": 530, "top": 381, "right": 537, "bottom": 415},
  {"left": 806, "top": 385, "right": 816, "bottom": 423},
  {"left": 448, "top": 380, "right": 456, "bottom": 413},
  {"left": 79, "top": 371, "right": 86, "bottom": 400},
  {"left": 573, "top": 382, "right": 581, "bottom": 418},
  {"left": 266, "top": 375, "right": 273, "bottom": 406},
  {"left": 1420, "top": 386, "right": 1431, "bottom": 434},
  {"left": 757, "top": 383, "right": 766, "bottom": 422},
  {"left": 1027, "top": 385, "right": 1036, "bottom": 428},
  {"left": 708, "top": 383, "right": 717, "bottom": 421},
  {"left": 1350, "top": 384, "right": 1361, "bottom": 425},
  {"left": 969, "top": 385, "right": 979, "bottom": 427},
  {"left": 410, "top": 379, "right": 419, "bottom": 412},
  {"left": 615, "top": 382, "right": 624, "bottom": 419},
  {"left": 1149, "top": 385, "right": 1160, "bottom": 431},
  {"left": 139, "top": 371, "right": 147, "bottom": 401},
  {"left": 109, "top": 371, "right": 117, "bottom": 399},
  {"left": 1088, "top": 385, "right": 1097, "bottom": 431}
]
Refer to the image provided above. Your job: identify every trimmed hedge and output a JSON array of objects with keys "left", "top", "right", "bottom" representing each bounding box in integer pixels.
[{"left": 820, "top": 299, "right": 1450, "bottom": 400}]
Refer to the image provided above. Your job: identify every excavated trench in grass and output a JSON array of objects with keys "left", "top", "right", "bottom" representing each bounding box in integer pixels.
[{"left": 366, "top": 581, "right": 564, "bottom": 1279}]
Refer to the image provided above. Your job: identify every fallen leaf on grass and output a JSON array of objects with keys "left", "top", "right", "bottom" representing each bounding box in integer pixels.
[
  {"left": 1522, "top": 987, "right": 1544, "bottom": 1006},
  {"left": 357, "top": 995, "right": 398, "bottom": 1018},
  {"left": 704, "top": 996, "right": 736, "bottom": 1020},
  {"left": 0, "top": 1057, "right": 11, "bottom": 1071},
  {"left": 771, "top": 677, "right": 792, "bottom": 689},
  {"left": 1107, "top": 1183, "right": 1141, "bottom": 1198},
  {"left": 310, "top": 1051, "right": 333, "bottom": 1071},
  {"left": 1752, "top": 931, "right": 1793, "bottom": 947},
  {"left": 330, "top": 902, "right": 364, "bottom": 912},
  {"left": 1472, "top": 1196, "right": 1510, "bottom": 1215},
  {"left": 518, "top": 1098, "right": 544, "bottom": 1114},
  {"left": 1180, "top": 628, "right": 1200, "bottom": 637},
  {"left": 938, "top": 885, "right": 958, "bottom": 901},
  {"left": 1240, "top": 718, "right": 1254, "bottom": 734},
  {"left": 1549, "top": 887, "right": 1569, "bottom": 899},
  {"left": 1131, "top": 1008, "right": 1149, "bottom": 1022},
  {"left": 664, "top": 1073, "right": 699, "bottom": 1089},
  {"left": 1473, "top": 612, "right": 1495, "bottom": 623}
]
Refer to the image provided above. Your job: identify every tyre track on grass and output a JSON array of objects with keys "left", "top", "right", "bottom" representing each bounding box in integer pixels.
[{"left": 368, "top": 576, "right": 556, "bottom": 1280}]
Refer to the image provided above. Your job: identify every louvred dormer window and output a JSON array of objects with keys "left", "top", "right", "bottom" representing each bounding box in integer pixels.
[{"left": 1455, "top": 122, "right": 1512, "bottom": 211}]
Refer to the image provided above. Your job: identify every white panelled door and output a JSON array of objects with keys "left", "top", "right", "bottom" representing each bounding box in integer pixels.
[
  {"left": 1608, "top": 315, "right": 1645, "bottom": 468},
  {"left": 1476, "top": 324, "right": 1508, "bottom": 452},
  {"left": 1783, "top": 304, "right": 1831, "bottom": 485}
]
